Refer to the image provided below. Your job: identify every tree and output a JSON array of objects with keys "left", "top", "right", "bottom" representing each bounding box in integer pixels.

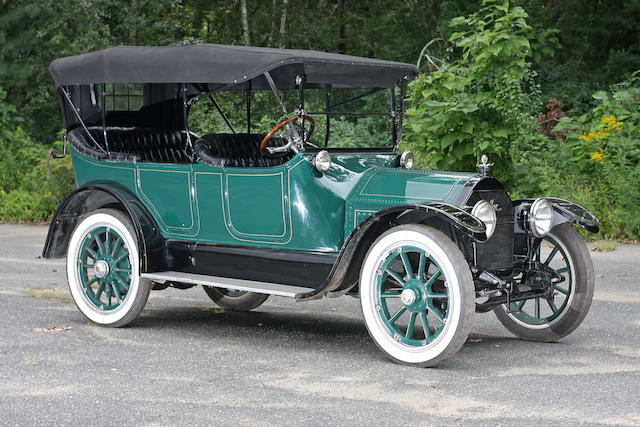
[
  {"left": 240, "top": 0, "right": 250, "bottom": 45},
  {"left": 279, "top": 0, "right": 289, "bottom": 48}
]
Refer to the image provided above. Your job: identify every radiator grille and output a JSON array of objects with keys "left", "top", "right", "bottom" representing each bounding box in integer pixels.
[{"left": 467, "top": 189, "right": 514, "bottom": 272}]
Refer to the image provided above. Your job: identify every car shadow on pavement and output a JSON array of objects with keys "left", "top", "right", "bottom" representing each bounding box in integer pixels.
[{"left": 115, "top": 303, "right": 544, "bottom": 369}]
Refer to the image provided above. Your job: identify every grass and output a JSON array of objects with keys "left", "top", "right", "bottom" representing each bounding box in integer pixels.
[
  {"left": 200, "top": 306, "right": 225, "bottom": 313},
  {"left": 24, "top": 287, "right": 72, "bottom": 303},
  {"left": 24, "top": 356, "right": 39, "bottom": 366},
  {"left": 592, "top": 240, "right": 618, "bottom": 252}
]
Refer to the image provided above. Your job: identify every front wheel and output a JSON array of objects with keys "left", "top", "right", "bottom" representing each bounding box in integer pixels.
[
  {"left": 66, "top": 209, "right": 151, "bottom": 327},
  {"left": 494, "top": 224, "right": 594, "bottom": 342},
  {"left": 360, "top": 225, "right": 475, "bottom": 367}
]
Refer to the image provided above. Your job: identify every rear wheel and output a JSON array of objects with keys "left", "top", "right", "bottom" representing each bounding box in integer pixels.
[
  {"left": 360, "top": 224, "right": 475, "bottom": 367},
  {"left": 494, "top": 224, "right": 594, "bottom": 342},
  {"left": 203, "top": 286, "right": 269, "bottom": 311},
  {"left": 66, "top": 209, "right": 151, "bottom": 327}
]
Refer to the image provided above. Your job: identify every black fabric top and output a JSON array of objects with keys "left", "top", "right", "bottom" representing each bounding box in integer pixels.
[{"left": 49, "top": 44, "right": 418, "bottom": 89}]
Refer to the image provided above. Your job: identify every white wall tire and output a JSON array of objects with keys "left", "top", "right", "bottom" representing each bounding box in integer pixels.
[
  {"left": 66, "top": 209, "right": 150, "bottom": 327},
  {"left": 360, "top": 224, "right": 475, "bottom": 367}
]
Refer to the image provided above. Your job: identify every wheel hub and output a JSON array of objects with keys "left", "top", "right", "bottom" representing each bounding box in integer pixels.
[
  {"left": 401, "top": 279, "right": 428, "bottom": 312},
  {"left": 94, "top": 260, "right": 110, "bottom": 279},
  {"left": 400, "top": 289, "right": 416, "bottom": 305}
]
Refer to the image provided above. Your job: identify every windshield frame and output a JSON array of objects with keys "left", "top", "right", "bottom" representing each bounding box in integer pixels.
[{"left": 188, "top": 73, "right": 408, "bottom": 151}]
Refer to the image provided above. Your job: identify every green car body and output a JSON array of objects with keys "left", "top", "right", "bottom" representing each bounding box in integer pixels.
[{"left": 71, "top": 149, "right": 473, "bottom": 253}]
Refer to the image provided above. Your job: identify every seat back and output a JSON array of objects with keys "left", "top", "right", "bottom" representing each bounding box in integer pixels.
[
  {"left": 194, "top": 133, "right": 293, "bottom": 168},
  {"left": 68, "top": 126, "right": 194, "bottom": 163}
]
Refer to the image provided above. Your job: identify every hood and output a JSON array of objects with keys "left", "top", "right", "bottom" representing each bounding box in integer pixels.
[
  {"left": 347, "top": 167, "right": 475, "bottom": 206},
  {"left": 341, "top": 164, "right": 476, "bottom": 236}
]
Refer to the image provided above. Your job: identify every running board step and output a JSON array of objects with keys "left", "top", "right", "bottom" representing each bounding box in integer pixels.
[{"left": 140, "top": 271, "right": 314, "bottom": 298}]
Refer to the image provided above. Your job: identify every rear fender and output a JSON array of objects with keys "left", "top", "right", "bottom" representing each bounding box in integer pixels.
[{"left": 42, "top": 185, "right": 166, "bottom": 272}]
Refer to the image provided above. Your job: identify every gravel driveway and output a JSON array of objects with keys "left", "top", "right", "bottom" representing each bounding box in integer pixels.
[{"left": 1, "top": 224, "right": 639, "bottom": 425}]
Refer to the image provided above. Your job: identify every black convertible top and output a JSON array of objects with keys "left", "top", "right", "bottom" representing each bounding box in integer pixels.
[{"left": 50, "top": 44, "right": 418, "bottom": 89}]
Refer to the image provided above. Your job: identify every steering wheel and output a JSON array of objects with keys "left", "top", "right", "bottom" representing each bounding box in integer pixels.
[{"left": 260, "top": 115, "right": 315, "bottom": 157}]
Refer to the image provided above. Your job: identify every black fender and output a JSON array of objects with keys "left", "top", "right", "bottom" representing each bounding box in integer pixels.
[
  {"left": 42, "top": 184, "right": 166, "bottom": 272},
  {"left": 296, "top": 202, "right": 486, "bottom": 301},
  {"left": 513, "top": 197, "right": 599, "bottom": 234}
]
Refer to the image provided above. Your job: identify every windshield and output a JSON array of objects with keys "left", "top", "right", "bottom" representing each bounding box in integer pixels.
[{"left": 188, "top": 86, "right": 403, "bottom": 150}]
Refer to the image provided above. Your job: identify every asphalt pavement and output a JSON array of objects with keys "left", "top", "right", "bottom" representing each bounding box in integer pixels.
[{"left": 0, "top": 223, "right": 639, "bottom": 426}]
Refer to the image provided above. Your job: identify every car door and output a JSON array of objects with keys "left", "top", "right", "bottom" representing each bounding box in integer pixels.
[{"left": 192, "top": 162, "right": 291, "bottom": 246}]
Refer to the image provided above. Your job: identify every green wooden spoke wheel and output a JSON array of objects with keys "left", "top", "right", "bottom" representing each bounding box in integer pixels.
[
  {"left": 376, "top": 246, "right": 450, "bottom": 347},
  {"left": 360, "top": 225, "right": 474, "bottom": 367},
  {"left": 66, "top": 209, "right": 151, "bottom": 327},
  {"left": 494, "top": 224, "right": 594, "bottom": 342}
]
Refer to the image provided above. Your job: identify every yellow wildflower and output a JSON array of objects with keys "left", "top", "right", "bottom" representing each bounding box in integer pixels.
[
  {"left": 601, "top": 115, "right": 615, "bottom": 125},
  {"left": 605, "top": 121, "right": 623, "bottom": 132},
  {"left": 595, "top": 131, "right": 608, "bottom": 139},
  {"left": 601, "top": 115, "right": 623, "bottom": 132},
  {"left": 590, "top": 148, "right": 608, "bottom": 163}
]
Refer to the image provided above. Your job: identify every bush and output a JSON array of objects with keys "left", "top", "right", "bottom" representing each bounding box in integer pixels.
[
  {"left": 0, "top": 88, "right": 74, "bottom": 222},
  {"left": 404, "top": 0, "right": 556, "bottom": 187},
  {"left": 403, "top": 1, "right": 639, "bottom": 240},
  {"left": 547, "top": 72, "right": 640, "bottom": 239}
]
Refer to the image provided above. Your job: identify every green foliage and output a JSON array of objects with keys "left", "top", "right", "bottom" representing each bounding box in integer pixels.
[
  {"left": 405, "top": 0, "right": 549, "bottom": 185},
  {"left": 523, "top": 0, "right": 640, "bottom": 112},
  {"left": 593, "top": 240, "right": 617, "bottom": 252},
  {"left": 404, "top": 1, "right": 640, "bottom": 239},
  {"left": 0, "top": 129, "right": 74, "bottom": 222},
  {"left": 544, "top": 73, "right": 640, "bottom": 239},
  {"left": 0, "top": 0, "right": 638, "bottom": 237},
  {"left": 324, "top": 117, "right": 391, "bottom": 149},
  {"left": 0, "top": 89, "right": 73, "bottom": 222},
  {"left": 0, "top": 87, "right": 17, "bottom": 130}
]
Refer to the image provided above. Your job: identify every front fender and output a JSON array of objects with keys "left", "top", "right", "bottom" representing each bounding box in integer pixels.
[
  {"left": 513, "top": 198, "right": 599, "bottom": 234},
  {"left": 42, "top": 184, "right": 166, "bottom": 272},
  {"left": 295, "top": 202, "right": 487, "bottom": 301}
]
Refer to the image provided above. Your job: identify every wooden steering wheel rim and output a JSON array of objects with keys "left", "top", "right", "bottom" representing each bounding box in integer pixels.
[{"left": 260, "top": 115, "right": 315, "bottom": 156}]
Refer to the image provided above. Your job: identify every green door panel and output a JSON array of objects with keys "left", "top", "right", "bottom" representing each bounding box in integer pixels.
[
  {"left": 193, "top": 171, "right": 227, "bottom": 238},
  {"left": 225, "top": 171, "right": 289, "bottom": 240},
  {"left": 137, "top": 166, "right": 198, "bottom": 236}
]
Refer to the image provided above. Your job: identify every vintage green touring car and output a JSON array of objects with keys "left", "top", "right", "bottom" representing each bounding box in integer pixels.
[{"left": 44, "top": 45, "right": 599, "bottom": 366}]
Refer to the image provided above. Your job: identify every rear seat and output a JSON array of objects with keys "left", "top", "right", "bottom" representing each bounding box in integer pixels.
[
  {"left": 67, "top": 127, "right": 194, "bottom": 163},
  {"left": 67, "top": 127, "right": 293, "bottom": 167}
]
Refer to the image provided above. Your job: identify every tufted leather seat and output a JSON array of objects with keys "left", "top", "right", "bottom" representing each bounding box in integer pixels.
[
  {"left": 68, "top": 126, "right": 195, "bottom": 163},
  {"left": 194, "top": 133, "right": 294, "bottom": 168}
]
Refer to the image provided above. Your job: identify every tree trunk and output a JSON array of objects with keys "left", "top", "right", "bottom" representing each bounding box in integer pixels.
[
  {"left": 268, "top": 0, "right": 277, "bottom": 46},
  {"left": 240, "top": 0, "right": 250, "bottom": 45},
  {"left": 129, "top": 0, "right": 137, "bottom": 45},
  {"left": 319, "top": 0, "right": 327, "bottom": 10},
  {"left": 279, "top": 0, "right": 288, "bottom": 48},
  {"left": 337, "top": 0, "right": 346, "bottom": 53}
]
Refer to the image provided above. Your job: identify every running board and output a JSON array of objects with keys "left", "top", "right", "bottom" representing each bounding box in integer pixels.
[{"left": 140, "top": 271, "right": 315, "bottom": 298}]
